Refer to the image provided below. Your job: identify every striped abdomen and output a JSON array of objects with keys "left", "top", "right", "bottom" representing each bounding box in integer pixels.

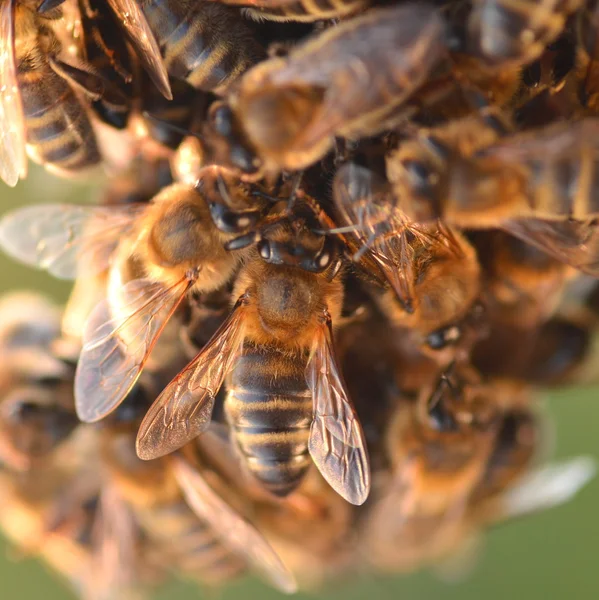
[
  {"left": 226, "top": 343, "right": 313, "bottom": 497},
  {"left": 141, "top": 0, "right": 265, "bottom": 92},
  {"left": 136, "top": 500, "right": 245, "bottom": 584},
  {"left": 245, "top": 0, "right": 367, "bottom": 23},
  {"left": 511, "top": 146, "right": 599, "bottom": 219},
  {"left": 18, "top": 62, "right": 100, "bottom": 174}
]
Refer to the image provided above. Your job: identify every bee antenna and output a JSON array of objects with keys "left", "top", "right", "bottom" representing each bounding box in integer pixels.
[{"left": 141, "top": 112, "right": 205, "bottom": 142}]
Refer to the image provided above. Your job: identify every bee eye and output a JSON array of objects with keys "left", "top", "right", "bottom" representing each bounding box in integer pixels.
[
  {"left": 426, "top": 326, "right": 461, "bottom": 350},
  {"left": 258, "top": 240, "right": 271, "bottom": 260},
  {"left": 402, "top": 160, "right": 436, "bottom": 195},
  {"left": 211, "top": 105, "right": 233, "bottom": 137}
]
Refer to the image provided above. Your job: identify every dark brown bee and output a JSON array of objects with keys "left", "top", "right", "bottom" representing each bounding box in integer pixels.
[
  {"left": 136, "top": 200, "right": 370, "bottom": 505},
  {"left": 136, "top": 0, "right": 266, "bottom": 93}
]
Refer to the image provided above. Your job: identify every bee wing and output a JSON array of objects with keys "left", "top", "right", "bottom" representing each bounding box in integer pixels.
[
  {"left": 136, "top": 298, "right": 248, "bottom": 460},
  {"left": 105, "top": 0, "right": 172, "bottom": 100},
  {"left": 501, "top": 218, "right": 599, "bottom": 276},
  {"left": 75, "top": 277, "right": 191, "bottom": 423},
  {"left": 496, "top": 456, "right": 596, "bottom": 520},
  {"left": 172, "top": 455, "right": 297, "bottom": 594},
  {"left": 0, "top": 204, "right": 142, "bottom": 279},
  {"left": 0, "top": 0, "right": 26, "bottom": 186},
  {"left": 333, "top": 163, "right": 416, "bottom": 312},
  {"left": 90, "top": 483, "right": 139, "bottom": 600},
  {"left": 307, "top": 316, "right": 371, "bottom": 505}
]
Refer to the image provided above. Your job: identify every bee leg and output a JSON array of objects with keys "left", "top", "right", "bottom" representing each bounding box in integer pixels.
[{"left": 48, "top": 59, "right": 105, "bottom": 101}]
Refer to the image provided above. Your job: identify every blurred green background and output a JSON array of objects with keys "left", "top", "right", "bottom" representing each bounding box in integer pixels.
[{"left": 0, "top": 168, "right": 597, "bottom": 600}]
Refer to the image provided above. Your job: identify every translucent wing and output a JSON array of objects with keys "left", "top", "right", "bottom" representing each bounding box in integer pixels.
[
  {"left": 480, "top": 119, "right": 599, "bottom": 163},
  {"left": 172, "top": 455, "right": 297, "bottom": 594},
  {"left": 89, "top": 483, "right": 139, "bottom": 600},
  {"left": 105, "top": 0, "right": 172, "bottom": 100},
  {"left": 501, "top": 218, "right": 599, "bottom": 276},
  {"left": 497, "top": 456, "right": 596, "bottom": 520},
  {"left": 0, "top": 0, "right": 26, "bottom": 186},
  {"left": 0, "top": 204, "right": 143, "bottom": 279},
  {"left": 136, "top": 297, "right": 248, "bottom": 460},
  {"left": 307, "top": 314, "right": 370, "bottom": 505},
  {"left": 333, "top": 162, "right": 419, "bottom": 313},
  {"left": 75, "top": 277, "right": 191, "bottom": 423}
]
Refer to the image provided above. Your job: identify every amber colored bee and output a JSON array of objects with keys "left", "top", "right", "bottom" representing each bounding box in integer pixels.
[
  {"left": 466, "top": 0, "right": 583, "bottom": 67},
  {"left": 362, "top": 365, "right": 500, "bottom": 571},
  {"left": 220, "top": 3, "right": 448, "bottom": 173},
  {"left": 472, "top": 229, "right": 576, "bottom": 327},
  {"left": 101, "top": 397, "right": 297, "bottom": 593},
  {"left": 386, "top": 114, "right": 599, "bottom": 276},
  {"left": 136, "top": 200, "right": 370, "bottom": 505},
  {"left": 242, "top": 0, "right": 368, "bottom": 23},
  {"left": 0, "top": 0, "right": 108, "bottom": 186},
  {"left": 0, "top": 171, "right": 267, "bottom": 419},
  {"left": 332, "top": 162, "right": 482, "bottom": 359}
]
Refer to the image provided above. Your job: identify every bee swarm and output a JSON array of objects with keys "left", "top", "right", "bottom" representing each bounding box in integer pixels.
[{"left": 0, "top": 0, "right": 598, "bottom": 597}]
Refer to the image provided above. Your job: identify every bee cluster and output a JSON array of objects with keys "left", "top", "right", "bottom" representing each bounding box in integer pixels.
[{"left": 0, "top": 0, "right": 599, "bottom": 597}]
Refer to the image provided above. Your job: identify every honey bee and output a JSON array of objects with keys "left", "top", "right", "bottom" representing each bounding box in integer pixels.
[
  {"left": 131, "top": 0, "right": 265, "bottom": 94},
  {"left": 332, "top": 162, "right": 482, "bottom": 358},
  {"left": 135, "top": 200, "right": 370, "bottom": 505},
  {"left": 0, "top": 293, "right": 77, "bottom": 470},
  {"left": 221, "top": 3, "right": 448, "bottom": 173},
  {"left": 386, "top": 115, "right": 599, "bottom": 276},
  {"left": 472, "top": 229, "right": 575, "bottom": 327},
  {"left": 242, "top": 0, "right": 368, "bottom": 23},
  {"left": 0, "top": 0, "right": 109, "bottom": 186},
  {"left": 362, "top": 365, "right": 500, "bottom": 572},
  {"left": 466, "top": 0, "right": 583, "bottom": 67},
  {"left": 101, "top": 398, "right": 297, "bottom": 593}
]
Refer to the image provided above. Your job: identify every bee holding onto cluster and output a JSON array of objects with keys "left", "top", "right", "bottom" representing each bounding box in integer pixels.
[{"left": 0, "top": 0, "right": 598, "bottom": 597}]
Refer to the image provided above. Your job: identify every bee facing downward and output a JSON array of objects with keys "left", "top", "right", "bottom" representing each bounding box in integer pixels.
[{"left": 136, "top": 199, "right": 371, "bottom": 505}]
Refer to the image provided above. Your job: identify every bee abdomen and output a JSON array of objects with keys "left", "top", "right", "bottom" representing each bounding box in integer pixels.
[
  {"left": 20, "top": 72, "right": 100, "bottom": 172},
  {"left": 142, "top": 1, "right": 263, "bottom": 91},
  {"left": 246, "top": 0, "right": 365, "bottom": 23},
  {"left": 226, "top": 347, "right": 313, "bottom": 496}
]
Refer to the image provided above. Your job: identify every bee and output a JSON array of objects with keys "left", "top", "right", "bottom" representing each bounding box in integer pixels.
[
  {"left": 135, "top": 200, "right": 370, "bottom": 505},
  {"left": 0, "top": 293, "right": 78, "bottom": 470},
  {"left": 362, "top": 365, "right": 500, "bottom": 572},
  {"left": 101, "top": 394, "right": 297, "bottom": 593},
  {"left": 219, "top": 3, "right": 448, "bottom": 173},
  {"left": 0, "top": 0, "right": 110, "bottom": 186},
  {"left": 129, "top": 0, "right": 265, "bottom": 94},
  {"left": 473, "top": 312, "right": 592, "bottom": 386},
  {"left": 386, "top": 114, "right": 599, "bottom": 276},
  {"left": 242, "top": 0, "right": 368, "bottom": 23},
  {"left": 466, "top": 0, "right": 583, "bottom": 67},
  {"left": 332, "top": 162, "right": 482, "bottom": 360},
  {"left": 472, "top": 230, "right": 575, "bottom": 327}
]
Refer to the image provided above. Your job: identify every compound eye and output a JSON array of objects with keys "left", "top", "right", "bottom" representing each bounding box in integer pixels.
[
  {"left": 211, "top": 104, "right": 233, "bottom": 137},
  {"left": 258, "top": 239, "right": 271, "bottom": 260},
  {"left": 402, "top": 160, "right": 436, "bottom": 195},
  {"left": 426, "top": 325, "right": 461, "bottom": 350}
]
